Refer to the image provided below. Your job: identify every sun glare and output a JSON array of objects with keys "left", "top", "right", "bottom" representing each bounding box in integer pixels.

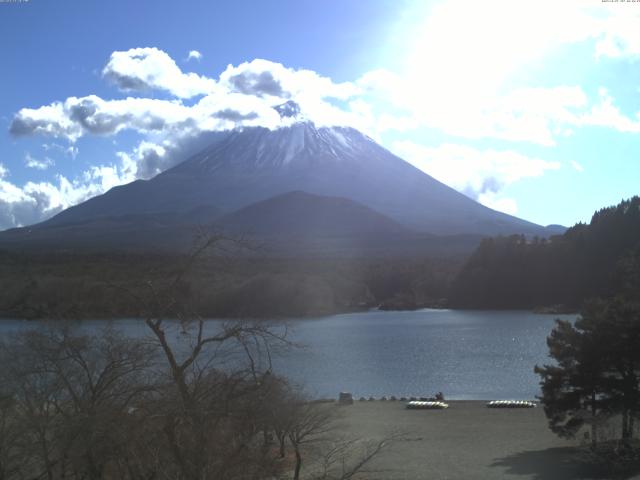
[{"left": 401, "top": 0, "right": 598, "bottom": 109}]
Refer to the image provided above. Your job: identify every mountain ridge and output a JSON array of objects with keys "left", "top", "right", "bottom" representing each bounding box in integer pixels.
[
  {"left": 216, "top": 190, "right": 413, "bottom": 237},
  {"left": 36, "top": 120, "right": 551, "bottom": 237}
]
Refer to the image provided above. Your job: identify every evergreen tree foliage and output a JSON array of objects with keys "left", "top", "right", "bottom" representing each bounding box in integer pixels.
[
  {"left": 536, "top": 297, "right": 640, "bottom": 447},
  {"left": 452, "top": 196, "right": 640, "bottom": 309}
]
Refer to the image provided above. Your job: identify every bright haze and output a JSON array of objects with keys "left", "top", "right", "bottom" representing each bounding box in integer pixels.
[{"left": 0, "top": 0, "right": 638, "bottom": 231}]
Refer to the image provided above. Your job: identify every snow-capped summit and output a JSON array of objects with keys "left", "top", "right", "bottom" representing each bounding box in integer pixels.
[{"left": 170, "top": 122, "right": 373, "bottom": 173}]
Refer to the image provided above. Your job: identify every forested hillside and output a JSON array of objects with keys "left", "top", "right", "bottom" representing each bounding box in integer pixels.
[
  {"left": 450, "top": 197, "right": 640, "bottom": 309},
  {"left": 0, "top": 251, "right": 462, "bottom": 319}
]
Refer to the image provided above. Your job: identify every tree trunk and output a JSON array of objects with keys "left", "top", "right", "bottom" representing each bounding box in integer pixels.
[
  {"left": 293, "top": 446, "right": 302, "bottom": 480},
  {"left": 591, "top": 391, "right": 597, "bottom": 449},
  {"left": 39, "top": 433, "right": 54, "bottom": 480},
  {"left": 279, "top": 435, "right": 286, "bottom": 458}
]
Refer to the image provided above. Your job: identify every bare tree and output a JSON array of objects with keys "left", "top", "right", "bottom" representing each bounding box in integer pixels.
[
  {"left": 287, "top": 400, "right": 336, "bottom": 480},
  {"left": 0, "top": 326, "right": 156, "bottom": 479},
  {"left": 0, "top": 392, "right": 22, "bottom": 480},
  {"left": 114, "top": 232, "right": 293, "bottom": 479}
]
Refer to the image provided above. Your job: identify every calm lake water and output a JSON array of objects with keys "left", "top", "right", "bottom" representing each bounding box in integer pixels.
[{"left": 0, "top": 309, "right": 575, "bottom": 400}]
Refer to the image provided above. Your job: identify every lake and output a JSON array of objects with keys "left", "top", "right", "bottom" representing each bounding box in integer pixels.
[{"left": 0, "top": 309, "right": 575, "bottom": 400}]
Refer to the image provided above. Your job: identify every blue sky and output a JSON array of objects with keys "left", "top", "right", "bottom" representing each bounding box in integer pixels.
[{"left": 1, "top": 0, "right": 639, "bottom": 230}]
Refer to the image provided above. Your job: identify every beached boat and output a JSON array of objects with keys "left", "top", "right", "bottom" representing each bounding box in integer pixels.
[
  {"left": 486, "top": 400, "right": 536, "bottom": 408},
  {"left": 406, "top": 401, "right": 449, "bottom": 410}
]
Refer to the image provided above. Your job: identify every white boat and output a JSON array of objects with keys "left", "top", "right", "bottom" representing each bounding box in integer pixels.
[
  {"left": 486, "top": 400, "right": 536, "bottom": 409},
  {"left": 406, "top": 401, "right": 449, "bottom": 410}
]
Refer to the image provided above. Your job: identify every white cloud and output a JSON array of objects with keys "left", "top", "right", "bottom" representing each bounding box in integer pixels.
[
  {"left": 578, "top": 88, "right": 640, "bottom": 133},
  {"left": 385, "top": 0, "right": 598, "bottom": 137},
  {"left": 488, "top": 87, "right": 589, "bottom": 146},
  {"left": 478, "top": 192, "right": 519, "bottom": 216},
  {"left": 361, "top": 67, "right": 640, "bottom": 144},
  {"left": 103, "top": 47, "right": 217, "bottom": 98},
  {"left": 216, "top": 59, "right": 366, "bottom": 130},
  {"left": 67, "top": 146, "right": 79, "bottom": 159},
  {"left": 18, "top": 49, "right": 640, "bottom": 153},
  {"left": 358, "top": 67, "right": 592, "bottom": 146},
  {"left": 25, "top": 153, "right": 54, "bottom": 170},
  {"left": 187, "top": 50, "right": 202, "bottom": 62},
  {"left": 0, "top": 172, "right": 64, "bottom": 230},
  {"left": 570, "top": 160, "right": 584, "bottom": 173},
  {"left": 368, "top": 0, "right": 640, "bottom": 145},
  {"left": 42, "top": 143, "right": 79, "bottom": 160},
  {"left": 42, "top": 142, "right": 58, "bottom": 151},
  {"left": 0, "top": 160, "right": 136, "bottom": 230},
  {"left": 399, "top": 0, "right": 638, "bottom": 95},
  {"left": 220, "top": 59, "right": 358, "bottom": 101},
  {"left": 594, "top": 6, "right": 640, "bottom": 59},
  {"left": 9, "top": 57, "right": 365, "bottom": 148},
  {"left": 392, "top": 141, "right": 561, "bottom": 210},
  {"left": 116, "top": 140, "right": 167, "bottom": 180},
  {"left": 10, "top": 101, "right": 82, "bottom": 141},
  {"left": 12, "top": 96, "right": 179, "bottom": 142},
  {"left": 0, "top": 179, "right": 43, "bottom": 229},
  {"left": 10, "top": 94, "right": 281, "bottom": 143}
]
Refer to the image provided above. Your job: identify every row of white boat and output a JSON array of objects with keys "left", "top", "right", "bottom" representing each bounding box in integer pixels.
[
  {"left": 486, "top": 400, "right": 537, "bottom": 408},
  {"left": 405, "top": 400, "right": 537, "bottom": 410},
  {"left": 406, "top": 401, "right": 449, "bottom": 409}
]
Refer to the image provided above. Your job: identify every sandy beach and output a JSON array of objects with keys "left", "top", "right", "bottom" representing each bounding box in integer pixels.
[{"left": 330, "top": 400, "right": 611, "bottom": 480}]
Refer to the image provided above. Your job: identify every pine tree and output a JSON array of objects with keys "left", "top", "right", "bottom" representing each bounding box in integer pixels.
[
  {"left": 586, "top": 298, "right": 640, "bottom": 442},
  {"left": 535, "top": 316, "right": 608, "bottom": 448},
  {"left": 536, "top": 297, "right": 640, "bottom": 447}
]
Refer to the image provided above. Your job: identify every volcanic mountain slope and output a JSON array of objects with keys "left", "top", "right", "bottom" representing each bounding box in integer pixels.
[
  {"left": 35, "top": 114, "right": 552, "bottom": 237},
  {"left": 218, "top": 190, "right": 410, "bottom": 237},
  {"left": 214, "top": 191, "right": 460, "bottom": 256},
  {"left": 0, "top": 192, "right": 411, "bottom": 251},
  {"left": 0, "top": 206, "right": 223, "bottom": 252},
  {"left": 0, "top": 189, "right": 485, "bottom": 256}
]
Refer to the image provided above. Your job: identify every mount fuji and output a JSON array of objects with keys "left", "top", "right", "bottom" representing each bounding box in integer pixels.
[{"left": 0, "top": 103, "right": 560, "bottom": 253}]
